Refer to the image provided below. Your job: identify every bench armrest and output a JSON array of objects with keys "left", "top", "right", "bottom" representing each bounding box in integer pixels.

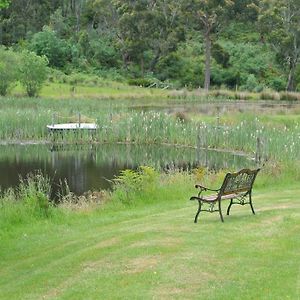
[{"left": 195, "top": 184, "right": 219, "bottom": 192}]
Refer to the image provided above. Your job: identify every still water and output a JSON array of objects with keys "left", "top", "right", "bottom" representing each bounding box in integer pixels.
[{"left": 0, "top": 143, "right": 252, "bottom": 196}]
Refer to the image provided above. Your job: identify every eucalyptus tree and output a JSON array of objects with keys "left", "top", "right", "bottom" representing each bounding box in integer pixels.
[
  {"left": 89, "top": 0, "right": 183, "bottom": 75},
  {"left": 259, "top": 0, "right": 300, "bottom": 91},
  {"left": 117, "top": 0, "right": 155, "bottom": 75},
  {"left": 183, "top": 0, "right": 261, "bottom": 90},
  {"left": 183, "top": 0, "right": 234, "bottom": 90},
  {"left": 146, "top": 0, "right": 183, "bottom": 72},
  {"left": 86, "top": 0, "right": 130, "bottom": 68},
  {"left": 0, "top": 0, "right": 61, "bottom": 45}
]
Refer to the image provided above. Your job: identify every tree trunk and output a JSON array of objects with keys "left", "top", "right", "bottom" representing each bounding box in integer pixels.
[
  {"left": 121, "top": 52, "right": 129, "bottom": 70},
  {"left": 286, "top": 60, "right": 297, "bottom": 91},
  {"left": 75, "top": 4, "right": 81, "bottom": 33},
  {"left": 141, "top": 56, "right": 144, "bottom": 77},
  {"left": 204, "top": 30, "right": 211, "bottom": 91},
  {"left": 149, "top": 50, "right": 161, "bottom": 72}
]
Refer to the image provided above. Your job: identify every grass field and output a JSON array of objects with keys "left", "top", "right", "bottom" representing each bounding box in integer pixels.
[
  {"left": 1, "top": 80, "right": 300, "bottom": 299},
  {"left": 0, "top": 182, "right": 299, "bottom": 300},
  {"left": 0, "top": 167, "right": 300, "bottom": 300},
  {"left": 11, "top": 81, "right": 171, "bottom": 100}
]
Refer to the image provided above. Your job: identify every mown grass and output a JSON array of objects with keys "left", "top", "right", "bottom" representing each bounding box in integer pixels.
[
  {"left": 0, "top": 167, "right": 299, "bottom": 299},
  {"left": 11, "top": 81, "right": 171, "bottom": 100},
  {"left": 1, "top": 79, "right": 300, "bottom": 299}
]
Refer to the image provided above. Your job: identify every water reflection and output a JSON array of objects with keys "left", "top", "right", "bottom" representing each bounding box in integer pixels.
[{"left": 0, "top": 144, "right": 253, "bottom": 196}]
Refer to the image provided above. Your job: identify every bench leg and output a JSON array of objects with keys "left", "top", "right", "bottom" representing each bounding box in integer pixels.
[
  {"left": 249, "top": 193, "right": 255, "bottom": 215},
  {"left": 194, "top": 201, "right": 202, "bottom": 223},
  {"left": 227, "top": 199, "right": 233, "bottom": 215},
  {"left": 218, "top": 200, "right": 224, "bottom": 222}
]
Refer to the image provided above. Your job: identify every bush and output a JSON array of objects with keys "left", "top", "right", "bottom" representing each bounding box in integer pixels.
[
  {"left": 128, "top": 78, "right": 153, "bottom": 87},
  {"left": 89, "top": 36, "right": 120, "bottom": 68},
  {"left": 19, "top": 50, "right": 48, "bottom": 97},
  {"left": 112, "top": 166, "right": 159, "bottom": 204},
  {"left": 243, "top": 74, "right": 259, "bottom": 92},
  {"left": 268, "top": 77, "right": 286, "bottom": 91},
  {"left": 211, "top": 66, "right": 241, "bottom": 88},
  {"left": 0, "top": 47, "right": 19, "bottom": 96},
  {"left": 30, "top": 27, "right": 71, "bottom": 68}
]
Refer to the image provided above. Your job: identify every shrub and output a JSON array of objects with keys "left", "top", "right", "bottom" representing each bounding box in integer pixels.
[
  {"left": 19, "top": 50, "right": 48, "bottom": 97},
  {"left": 0, "top": 47, "right": 19, "bottom": 96},
  {"left": 89, "top": 36, "right": 120, "bottom": 68},
  {"left": 30, "top": 27, "right": 71, "bottom": 68},
  {"left": 112, "top": 166, "right": 159, "bottom": 204},
  {"left": 243, "top": 74, "right": 258, "bottom": 92},
  {"left": 128, "top": 78, "right": 153, "bottom": 87},
  {"left": 268, "top": 77, "right": 286, "bottom": 91}
]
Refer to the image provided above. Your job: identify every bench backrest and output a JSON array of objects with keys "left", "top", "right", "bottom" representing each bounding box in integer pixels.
[{"left": 219, "top": 168, "right": 260, "bottom": 196}]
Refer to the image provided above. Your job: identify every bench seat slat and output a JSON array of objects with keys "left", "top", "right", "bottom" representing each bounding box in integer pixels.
[{"left": 192, "top": 193, "right": 240, "bottom": 202}]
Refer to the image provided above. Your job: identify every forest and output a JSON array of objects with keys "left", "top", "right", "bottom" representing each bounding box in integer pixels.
[{"left": 0, "top": 0, "right": 300, "bottom": 93}]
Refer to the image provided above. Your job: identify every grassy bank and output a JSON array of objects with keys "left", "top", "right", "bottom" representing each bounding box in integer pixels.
[
  {"left": 1, "top": 79, "right": 300, "bottom": 299},
  {"left": 0, "top": 166, "right": 300, "bottom": 299}
]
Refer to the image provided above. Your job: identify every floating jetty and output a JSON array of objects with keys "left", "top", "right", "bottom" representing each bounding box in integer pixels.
[{"left": 47, "top": 123, "right": 98, "bottom": 131}]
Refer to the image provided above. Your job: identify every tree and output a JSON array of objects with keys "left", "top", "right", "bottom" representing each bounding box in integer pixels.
[
  {"left": 30, "top": 26, "right": 71, "bottom": 68},
  {"left": 259, "top": 0, "right": 300, "bottom": 91},
  {"left": 0, "top": 0, "right": 60, "bottom": 45},
  {"left": 87, "top": 0, "right": 130, "bottom": 68},
  {"left": 147, "top": 0, "right": 184, "bottom": 72},
  {"left": 19, "top": 50, "right": 48, "bottom": 97},
  {"left": 0, "top": 0, "right": 10, "bottom": 9},
  {"left": 89, "top": 0, "right": 183, "bottom": 76},
  {"left": 183, "top": 0, "right": 234, "bottom": 90},
  {"left": 0, "top": 47, "right": 18, "bottom": 95}
]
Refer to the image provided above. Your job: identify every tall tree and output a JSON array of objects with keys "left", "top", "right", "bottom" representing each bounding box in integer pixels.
[
  {"left": 89, "top": 0, "right": 183, "bottom": 75},
  {"left": 183, "top": 0, "right": 234, "bottom": 90},
  {"left": 0, "top": 0, "right": 61, "bottom": 45},
  {"left": 259, "top": 0, "right": 300, "bottom": 91},
  {"left": 148, "top": 0, "right": 184, "bottom": 72},
  {"left": 87, "top": 0, "right": 129, "bottom": 68}
]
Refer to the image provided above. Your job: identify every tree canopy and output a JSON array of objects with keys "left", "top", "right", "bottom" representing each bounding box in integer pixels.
[{"left": 0, "top": 0, "right": 299, "bottom": 91}]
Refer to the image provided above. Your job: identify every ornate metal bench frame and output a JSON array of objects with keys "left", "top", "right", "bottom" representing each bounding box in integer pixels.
[{"left": 190, "top": 168, "right": 260, "bottom": 223}]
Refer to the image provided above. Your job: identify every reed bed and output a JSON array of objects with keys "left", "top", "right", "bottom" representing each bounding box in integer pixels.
[{"left": 0, "top": 97, "right": 299, "bottom": 163}]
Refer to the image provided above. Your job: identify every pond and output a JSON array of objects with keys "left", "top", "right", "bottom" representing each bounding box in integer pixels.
[{"left": 0, "top": 144, "right": 253, "bottom": 197}]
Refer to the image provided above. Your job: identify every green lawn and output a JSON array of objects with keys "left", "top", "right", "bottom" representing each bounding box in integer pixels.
[
  {"left": 1, "top": 185, "right": 299, "bottom": 300},
  {"left": 11, "top": 82, "right": 171, "bottom": 100}
]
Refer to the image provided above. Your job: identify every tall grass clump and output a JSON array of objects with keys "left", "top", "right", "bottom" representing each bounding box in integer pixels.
[
  {"left": 96, "top": 111, "right": 197, "bottom": 146},
  {"left": 279, "top": 92, "right": 300, "bottom": 101},
  {"left": 260, "top": 91, "right": 280, "bottom": 101},
  {"left": 0, "top": 172, "right": 53, "bottom": 232},
  {"left": 0, "top": 97, "right": 299, "bottom": 165}
]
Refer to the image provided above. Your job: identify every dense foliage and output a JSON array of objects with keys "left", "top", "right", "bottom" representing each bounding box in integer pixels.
[
  {"left": 0, "top": 0, "right": 299, "bottom": 91},
  {"left": 0, "top": 48, "right": 48, "bottom": 96}
]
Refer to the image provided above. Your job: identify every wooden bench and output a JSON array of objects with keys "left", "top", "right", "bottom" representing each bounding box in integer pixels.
[{"left": 190, "top": 168, "right": 260, "bottom": 222}]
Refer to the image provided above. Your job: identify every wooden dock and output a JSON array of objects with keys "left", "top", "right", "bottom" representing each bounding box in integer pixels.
[{"left": 47, "top": 123, "right": 98, "bottom": 131}]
